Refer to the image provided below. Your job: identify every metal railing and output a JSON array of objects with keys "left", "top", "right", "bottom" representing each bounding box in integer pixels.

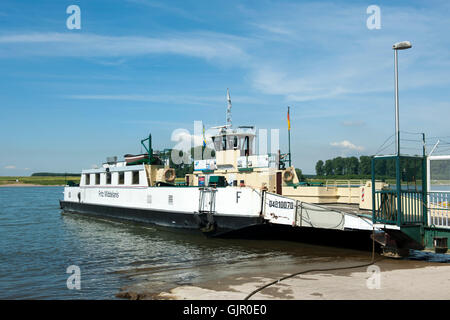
[
  {"left": 325, "top": 179, "right": 367, "bottom": 187},
  {"left": 373, "top": 190, "right": 425, "bottom": 226},
  {"left": 373, "top": 190, "right": 398, "bottom": 224},
  {"left": 401, "top": 190, "right": 425, "bottom": 224},
  {"left": 428, "top": 191, "right": 450, "bottom": 228}
]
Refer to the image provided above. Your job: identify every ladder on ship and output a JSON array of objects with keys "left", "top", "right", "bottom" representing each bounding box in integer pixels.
[
  {"left": 199, "top": 188, "right": 217, "bottom": 214},
  {"left": 198, "top": 188, "right": 217, "bottom": 233}
]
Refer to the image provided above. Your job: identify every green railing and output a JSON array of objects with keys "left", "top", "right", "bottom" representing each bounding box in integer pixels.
[
  {"left": 371, "top": 155, "right": 427, "bottom": 227},
  {"left": 373, "top": 189, "right": 426, "bottom": 226},
  {"left": 373, "top": 190, "right": 398, "bottom": 224},
  {"left": 401, "top": 190, "right": 425, "bottom": 224}
]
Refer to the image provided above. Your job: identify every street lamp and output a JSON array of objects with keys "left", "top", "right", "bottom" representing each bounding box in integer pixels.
[{"left": 393, "top": 41, "right": 412, "bottom": 156}]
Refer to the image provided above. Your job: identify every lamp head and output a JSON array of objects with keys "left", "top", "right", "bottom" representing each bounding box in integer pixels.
[{"left": 393, "top": 41, "right": 412, "bottom": 50}]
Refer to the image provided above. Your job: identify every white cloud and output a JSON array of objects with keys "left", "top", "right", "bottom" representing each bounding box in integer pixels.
[
  {"left": 4, "top": 165, "right": 16, "bottom": 169},
  {"left": 171, "top": 130, "right": 211, "bottom": 151},
  {"left": 249, "top": 23, "right": 293, "bottom": 35},
  {"left": 0, "top": 32, "right": 248, "bottom": 63},
  {"left": 330, "top": 140, "right": 364, "bottom": 151},
  {"left": 246, "top": 2, "right": 450, "bottom": 102}
]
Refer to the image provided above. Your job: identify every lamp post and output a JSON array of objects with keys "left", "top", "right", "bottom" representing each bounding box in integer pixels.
[{"left": 392, "top": 41, "right": 412, "bottom": 156}]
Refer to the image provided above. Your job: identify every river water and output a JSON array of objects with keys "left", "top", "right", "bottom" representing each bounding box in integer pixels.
[{"left": 0, "top": 186, "right": 448, "bottom": 299}]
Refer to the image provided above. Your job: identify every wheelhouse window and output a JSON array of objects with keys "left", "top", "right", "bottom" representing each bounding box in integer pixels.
[
  {"left": 95, "top": 173, "right": 100, "bottom": 185},
  {"left": 85, "top": 174, "right": 90, "bottom": 185},
  {"left": 213, "top": 137, "right": 221, "bottom": 151},
  {"left": 132, "top": 171, "right": 139, "bottom": 185},
  {"left": 221, "top": 135, "right": 227, "bottom": 150},
  {"left": 118, "top": 172, "right": 124, "bottom": 185},
  {"left": 226, "top": 135, "right": 238, "bottom": 150},
  {"left": 106, "top": 172, "right": 111, "bottom": 185},
  {"left": 243, "top": 136, "right": 250, "bottom": 156}
]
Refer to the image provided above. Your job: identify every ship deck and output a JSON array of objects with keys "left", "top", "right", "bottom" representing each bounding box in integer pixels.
[{"left": 319, "top": 203, "right": 372, "bottom": 219}]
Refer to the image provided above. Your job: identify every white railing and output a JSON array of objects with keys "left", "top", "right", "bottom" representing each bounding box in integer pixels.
[
  {"left": 325, "top": 179, "right": 366, "bottom": 187},
  {"left": 428, "top": 191, "right": 450, "bottom": 228}
]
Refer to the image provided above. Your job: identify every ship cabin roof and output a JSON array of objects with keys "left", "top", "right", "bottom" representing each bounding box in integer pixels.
[
  {"left": 211, "top": 126, "right": 256, "bottom": 156},
  {"left": 80, "top": 164, "right": 148, "bottom": 187}
]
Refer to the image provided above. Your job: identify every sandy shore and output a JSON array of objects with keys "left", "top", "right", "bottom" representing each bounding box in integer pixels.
[{"left": 117, "top": 257, "right": 450, "bottom": 300}]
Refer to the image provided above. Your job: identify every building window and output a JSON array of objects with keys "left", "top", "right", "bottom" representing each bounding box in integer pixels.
[
  {"left": 85, "top": 174, "right": 90, "bottom": 185},
  {"left": 95, "top": 173, "right": 100, "bottom": 185},
  {"left": 106, "top": 172, "right": 111, "bottom": 185},
  {"left": 132, "top": 171, "right": 139, "bottom": 185},
  {"left": 118, "top": 172, "right": 124, "bottom": 185}
]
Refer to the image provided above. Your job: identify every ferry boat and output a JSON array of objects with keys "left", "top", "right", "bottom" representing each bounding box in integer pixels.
[{"left": 60, "top": 90, "right": 376, "bottom": 238}]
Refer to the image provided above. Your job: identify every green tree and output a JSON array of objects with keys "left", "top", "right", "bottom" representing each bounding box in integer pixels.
[
  {"left": 348, "top": 156, "right": 359, "bottom": 175},
  {"left": 342, "top": 157, "right": 350, "bottom": 175},
  {"left": 333, "top": 157, "right": 344, "bottom": 175},
  {"left": 315, "top": 160, "right": 324, "bottom": 176},
  {"left": 324, "top": 159, "right": 333, "bottom": 176},
  {"left": 359, "top": 156, "right": 372, "bottom": 175},
  {"left": 295, "top": 168, "right": 305, "bottom": 182},
  {"left": 374, "top": 158, "right": 387, "bottom": 176}
]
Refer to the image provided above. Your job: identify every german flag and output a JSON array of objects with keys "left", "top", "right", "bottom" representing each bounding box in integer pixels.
[{"left": 287, "top": 107, "right": 291, "bottom": 130}]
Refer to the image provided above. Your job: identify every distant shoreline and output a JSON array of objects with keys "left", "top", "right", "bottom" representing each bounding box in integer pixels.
[{"left": 0, "top": 176, "right": 79, "bottom": 187}]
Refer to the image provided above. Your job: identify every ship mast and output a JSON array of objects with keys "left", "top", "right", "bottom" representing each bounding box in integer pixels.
[{"left": 226, "top": 88, "right": 232, "bottom": 128}]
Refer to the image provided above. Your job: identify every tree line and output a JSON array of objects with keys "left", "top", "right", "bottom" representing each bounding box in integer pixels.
[
  {"left": 32, "top": 172, "right": 81, "bottom": 177},
  {"left": 315, "top": 156, "right": 427, "bottom": 181},
  {"left": 315, "top": 156, "right": 372, "bottom": 177}
]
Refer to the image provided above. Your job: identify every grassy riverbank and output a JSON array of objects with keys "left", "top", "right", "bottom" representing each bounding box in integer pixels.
[{"left": 0, "top": 176, "right": 80, "bottom": 186}]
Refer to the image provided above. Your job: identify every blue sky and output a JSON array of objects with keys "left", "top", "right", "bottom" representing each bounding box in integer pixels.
[{"left": 1, "top": 0, "right": 449, "bottom": 175}]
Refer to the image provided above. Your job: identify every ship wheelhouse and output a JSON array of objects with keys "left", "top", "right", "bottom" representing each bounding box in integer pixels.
[{"left": 211, "top": 127, "right": 256, "bottom": 157}]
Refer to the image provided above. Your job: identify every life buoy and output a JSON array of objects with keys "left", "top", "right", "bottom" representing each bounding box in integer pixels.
[
  {"left": 283, "top": 168, "right": 294, "bottom": 183},
  {"left": 163, "top": 168, "right": 176, "bottom": 182}
]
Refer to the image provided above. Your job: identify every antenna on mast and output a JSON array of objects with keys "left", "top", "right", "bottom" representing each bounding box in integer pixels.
[{"left": 226, "top": 88, "right": 232, "bottom": 128}]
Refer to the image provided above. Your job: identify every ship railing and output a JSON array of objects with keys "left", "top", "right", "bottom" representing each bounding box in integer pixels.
[
  {"left": 428, "top": 191, "right": 450, "bottom": 229},
  {"left": 325, "top": 179, "right": 367, "bottom": 188},
  {"left": 373, "top": 189, "right": 425, "bottom": 226}
]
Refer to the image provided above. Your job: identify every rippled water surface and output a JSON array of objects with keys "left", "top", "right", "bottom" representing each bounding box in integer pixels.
[{"left": 1, "top": 186, "right": 447, "bottom": 299}]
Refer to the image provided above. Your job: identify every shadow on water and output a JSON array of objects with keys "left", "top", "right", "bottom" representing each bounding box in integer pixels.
[
  {"left": 60, "top": 211, "right": 378, "bottom": 297},
  {"left": 61, "top": 211, "right": 373, "bottom": 259}
]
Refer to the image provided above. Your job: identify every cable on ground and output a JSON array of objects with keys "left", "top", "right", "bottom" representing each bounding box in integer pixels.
[{"left": 244, "top": 226, "right": 383, "bottom": 300}]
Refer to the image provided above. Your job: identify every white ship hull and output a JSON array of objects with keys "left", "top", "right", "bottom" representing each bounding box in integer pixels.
[{"left": 60, "top": 185, "right": 265, "bottom": 236}]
